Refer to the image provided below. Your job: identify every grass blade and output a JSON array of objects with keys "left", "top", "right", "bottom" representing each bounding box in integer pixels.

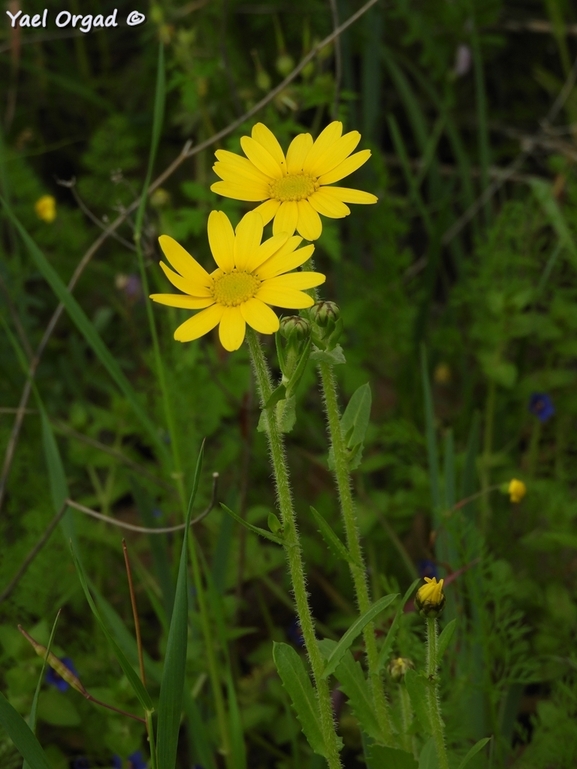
[{"left": 0, "top": 691, "right": 52, "bottom": 769}]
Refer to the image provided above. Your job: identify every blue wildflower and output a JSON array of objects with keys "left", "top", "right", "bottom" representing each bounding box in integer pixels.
[
  {"left": 111, "top": 751, "right": 147, "bottom": 769},
  {"left": 529, "top": 393, "right": 555, "bottom": 423},
  {"left": 417, "top": 559, "right": 438, "bottom": 579},
  {"left": 45, "top": 657, "right": 78, "bottom": 692},
  {"left": 287, "top": 618, "right": 305, "bottom": 648}
]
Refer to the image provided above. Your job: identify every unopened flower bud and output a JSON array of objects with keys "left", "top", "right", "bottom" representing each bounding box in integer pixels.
[
  {"left": 415, "top": 577, "right": 445, "bottom": 618},
  {"left": 150, "top": 187, "right": 170, "bottom": 208},
  {"left": 505, "top": 478, "right": 526, "bottom": 503},
  {"left": 280, "top": 315, "right": 311, "bottom": 342},
  {"left": 276, "top": 54, "right": 295, "bottom": 77},
  {"left": 310, "top": 301, "right": 340, "bottom": 333},
  {"left": 388, "top": 657, "right": 413, "bottom": 682}
]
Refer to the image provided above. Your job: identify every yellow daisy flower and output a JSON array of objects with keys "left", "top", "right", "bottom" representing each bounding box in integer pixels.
[
  {"left": 508, "top": 478, "right": 526, "bottom": 503},
  {"left": 150, "top": 210, "right": 325, "bottom": 352},
  {"left": 415, "top": 577, "right": 446, "bottom": 618},
  {"left": 211, "top": 121, "right": 378, "bottom": 241}
]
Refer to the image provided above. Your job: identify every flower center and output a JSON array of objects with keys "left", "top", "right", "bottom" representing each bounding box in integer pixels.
[
  {"left": 269, "top": 173, "right": 318, "bottom": 202},
  {"left": 212, "top": 270, "right": 260, "bottom": 307}
]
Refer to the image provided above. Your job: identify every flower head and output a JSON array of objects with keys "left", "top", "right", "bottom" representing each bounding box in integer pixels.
[
  {"left": 508, "top": 478, "right": 526, "bottom": 503},
  {"left": 35, "top": 195, "right": 57, "bottom": 223},
  {"left": 528, "top": 393, "right": 555, "bottom": 423},
  {"left": 211, "top": 122, "right": 377, "bottom": 241},
  {"left": 415, "top": 577, "right": 445, "bottom": 618},
  {"left": 150, "top": 210, "right": 325, "bottom": 352},
  {"left": 388, "top": 657, "right": 414, "bottom": 682}
]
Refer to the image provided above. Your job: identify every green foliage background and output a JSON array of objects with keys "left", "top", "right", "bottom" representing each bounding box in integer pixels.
[{"left": 1, "top": 0, "right": 577, "bottom": 767}]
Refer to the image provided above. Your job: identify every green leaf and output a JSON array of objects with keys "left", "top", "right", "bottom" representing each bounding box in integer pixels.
[
  {"left": 368, "top": 744, "right": 418, "bottom": 769},
  {"left": 284, "top": 337, "right": 313, "bottom": 396},
  {"left": 418, "top": 737, "right": 438, "bottom": 769},
  {"left": 404, "top": 670, "right": 432, "bottom": 736},
  {"left": 220, "top": 504, "right": 283, "bottom": 545},
  {"left": 268, "top": 512, "right": 282, "bottom": 535},
  {"left": 278, "top": 395, "right": 297, "bottom": 434},
  {"left": 377, "top": 579, "right": 420, "bottom": 672},
  {"left": 322, "top": 593, "right": 398, "bottom": 679},
  {"left": 37, "top": 691, "right": 81, "bottom": 726},
  {"left": 333, "top": 649, "right": 383, "bottom": 742},
  {"left": 455, "top": 737, "right": 491, "bottom": 769},
  {"left": 309, "top": 506, "right": 359, "bottom": 567},
  {"left": 157, "top": 445, "right": 204, "bottom": 769},
  {"left": 0, "top": 200, "right": 170, "bottom": 466},
  {"left": 340, "top": 383, "right": 371, "bottom": 460},
  {"left": 70, "top": 548, "right": 153, "bottom": 712},
  {"left": 310, "top": 345, "right": 346, "bottom": 365},
  {"left": 0, "top": 690, "right": 52, "bottom": 769},
  {"left": 264, "top": 383, "right": 287, "bottom": 410},
  {"left": 437, "top": 619, "right": 457, "bottom": 661},
  {"left": 530, "top": 178, "right": 577, "bottom": 266},
  {"left": 273, "top": 642, "right": 327, "bottom": 758}
]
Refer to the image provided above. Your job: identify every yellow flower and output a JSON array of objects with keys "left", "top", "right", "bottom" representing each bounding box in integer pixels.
[
  {"left": 433, "top": 362, "right": 452, "bottom": 384},
  {"left": 150, "top": 210, "right": 325, "bottom": 352},
  {"left": 508, "top": 478, "right": 526, "bottom": 503},
  {"left": 388, "top": 657, "right": 414, "bottom": 682},
  {"left": 34, "top": 195, "right": 56, "bottom": 223},
  {"left": 415, "top": 577, "right": 445, "bottom": 618},
  {"left": 210, "top": 122, "right": 378, "bottom": 241}
]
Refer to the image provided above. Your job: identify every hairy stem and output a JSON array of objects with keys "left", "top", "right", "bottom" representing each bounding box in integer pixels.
[{"left": 426, "top": 618, "right": 449, "bottom": 769}]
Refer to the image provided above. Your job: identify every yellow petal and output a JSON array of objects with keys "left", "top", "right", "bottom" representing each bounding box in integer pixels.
[
  {"left": 306, "top": 131, "right": 361, "bottom": 177},
  {"left": 308, "top": 189, "right": 351, "bottom": 218},
  {"left": 213, "top": 150, "right": 270, "bottom": 182},
  {"left": 159, "top": 261, "right": 212, "bottom": 297},
  {"left": 247, "top": 232, "right": 290, "bottom": 272},
  {"left": 240, "top": 136, "right": 283, "bottom": 179},
  {"left": 174, "top": 304, "right": 224, "bottom": 342},
  {"left": 212, "top": 162, "right": 272, "bottom": 191},
  {"left": 219, "top": 306, "right": 246, "bottom": 351},
  {"left": 150, "top": 293, "right": 214, "bottom": 309},
  {"left": 286, "top": 133, "right": 314, "bottom": 174},
  {"left": 272, "top": 201, "right": 299, "bottom": 236},
  {"left": 263, "top": 272, "right": 325, "bottom": 291},
  {"left": 296, "top": 200, "right": 322, "bottom": 240},
  {"left": 257, "top": 285, "right": 315, "bottom": 309},
  {"left": 323, "top": 186, "right": 378, "bottom": 204},
  {"left": 158, "top": 235, "right": 211, "bottom": 286},
  {"left": 252, "top": 123, "right": 287, "bottom": 172},
  {"left": 253, "top": 198, "right": 281, "bottom": 225},
  {"left": 303, "top": 122, "right": 343, "bottom": 174},
  {"left": 211, "top": 181, "right": 269, "bottom": 202},
  {"left": 234, "top": 211, "right": 263, "bottom": 271},
  {"left": 256, "top": 243, "right": 314, "bottom": 280},
  {"left": 208, "top": 211, "right": 235, "bottom": 272},
  {"left": 240, "top": 297, "right": 280, "bottom": 334},
  {"left": 317, "top": 149, "right": 372, "bottom": 185}
]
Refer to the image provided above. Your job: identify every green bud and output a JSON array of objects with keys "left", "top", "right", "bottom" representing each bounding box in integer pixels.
[
  {"left": 388, "top": 657, "right": 414, "bottom": 683},
  {"left": 280, "top": 315, "right": 311, "bottom": 342},
  {"left": 276, "top": 54, "right": 295, "bottom": 77},
  {"left": 310, "top": 301, "right": 340, "bottom": 334},
  {"left": 268, "top": 512, "right": 282, "bottom": 535}
]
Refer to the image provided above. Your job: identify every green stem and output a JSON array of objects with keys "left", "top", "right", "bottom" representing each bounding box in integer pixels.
[
  {"left": 426, "top": 618, "right": 449, "bottom": 769},
  {"left": 480, "top": 378, "right": 496, "bottom": 534},
  {"left": 145, "top": 709, "right": 157, "bottom": 769},
  {"left": 187, "top": 534, "right": 234, "bottom": 768},
  {"left": 399, "top": 686, "right": 416, "bottom": 757},
  {"left": 317, "top": 361, "right": 394, "bottom": 744},
  {"left": 247, "top": 329, "right": 342, "bottom": 769}
]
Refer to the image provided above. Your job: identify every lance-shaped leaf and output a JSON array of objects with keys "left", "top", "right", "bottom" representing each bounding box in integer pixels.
[
  {"left": 437, "top": 619, "right": 457, "bottom": 661},
  {"left": 455, "top": 737, "right": 491, "bottom": 769},
  {"left": 273, "top": 642, "right": 328, "bottom": 758},
  {"left": 333, "top": 649, "right": 384, "bottom": 743},
  {"left": 310, "top": 506, "right": 360, "bottom": 567},
  {"left": 377, "top": 579, "right": 420, "bottom": 672},
  {"left": 220, "top": 504, "right": 283, "bottom": 545},
  {"left": 0, "top": 691, "right": 52, "bottom": 769},
  {"left": 322, "top": 593, "right": 398, "bottom": 679},
  {"left": 404, "top": 670, "right": 432, "bottom": 736}
]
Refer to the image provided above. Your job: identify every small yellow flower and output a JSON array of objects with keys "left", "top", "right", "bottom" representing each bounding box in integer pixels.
[
  {"left": 211, "top": 121, "right": 377, "bottom": 241},
  {"left": 415, "top": 577, "right": 445, "bottom": 618},
  {"left": 433, "top": 362, "right": 452, "bottom": 384},
  {"left": 34, "top": 195, "right": 56, "bottom": 223},
  {"left": 150, "top": 210, "right": 325, "bottom": 352},
  {"left": 508, "top": 478, "right": 526, "bottom": 503}
]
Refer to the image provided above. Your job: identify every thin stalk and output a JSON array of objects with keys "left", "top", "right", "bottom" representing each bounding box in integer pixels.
[
  {"left": 122, "top": 540, "right": 146, "bottom": 686},
  {"left": 317, "top": 361, "right": 394, "bottom": 744},
  {"left": 247, "top": 329, "right": 342, "bottom": 769},
  {"left": 425, "top": 618, "right": 449, "bottom": 769},
  {"left": 187, "top": 533, "right": 234, "bottom": 768},
  {"left": 480, "top": 378, "right": 496, "bottom": 534},
  {"left": 145, "top": 709, "right": 157, "bottom": 769}
]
